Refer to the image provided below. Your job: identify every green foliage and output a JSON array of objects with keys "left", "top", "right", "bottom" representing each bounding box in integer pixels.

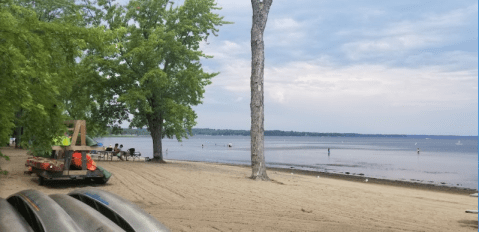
[
  {"left": 0, "top": 151, "right": 10, "bottom": 175},
  {"left": 1, "top": 3, "right": 63, "bottom": 152},
  {"left": 0, "top": 0, "right": 230, "bottom": 159},
  {"left": 0, "top": 0, "right": 115, "bottom": 155},
  {"left": 96, "top": 0, "right": 230, "bottom": 145}
]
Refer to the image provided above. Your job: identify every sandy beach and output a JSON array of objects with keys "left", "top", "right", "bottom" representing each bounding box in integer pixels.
[{"left": 1, "top": 146, "right": 477, "bottom": 231}]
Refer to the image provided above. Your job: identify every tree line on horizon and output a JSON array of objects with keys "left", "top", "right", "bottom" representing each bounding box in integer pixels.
[
  {"left": 105, "top": 127, "right": 407, "bottom": 137},
  {"left": 192, "top": 129, "right": 407, "bottom": 137}
]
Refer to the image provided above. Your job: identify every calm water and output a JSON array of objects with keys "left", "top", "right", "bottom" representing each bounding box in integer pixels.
[{"left": 98, "top": 135, "right": 478, "bottom": 190}]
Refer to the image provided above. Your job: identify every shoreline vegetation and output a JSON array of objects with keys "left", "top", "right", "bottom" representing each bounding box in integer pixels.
[
  {"left": 105, "top": 128, "right": 478, "bottom": 138},
  {"left": 0, "top": 147, "right": 477, "bottom": 231}
]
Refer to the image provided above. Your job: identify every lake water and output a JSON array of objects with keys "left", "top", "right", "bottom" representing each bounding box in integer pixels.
[{"left": 97, "top": 135, "right": 478, "bottom": 190}]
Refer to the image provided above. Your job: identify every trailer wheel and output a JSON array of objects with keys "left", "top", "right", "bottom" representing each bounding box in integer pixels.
[
  {"left": 39, "top": 176, "right": 45, "bottom": 186},
  {"left": 94, "top": 177, "right": 108, "bottom": 184}
]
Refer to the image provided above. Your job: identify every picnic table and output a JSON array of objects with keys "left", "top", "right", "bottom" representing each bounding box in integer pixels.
[
  {"left": 97, "top": 151, "right": 115, "bottom": 161},
  {"left": 96, "top": 150, "right": 137, "bottom": 161}
]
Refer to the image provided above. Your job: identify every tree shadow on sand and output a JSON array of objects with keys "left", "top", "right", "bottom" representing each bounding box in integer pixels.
[
  {"left": 29, "top": 177, "right": 109, "bottom": 189},
  {"left": 457, "top": 219, "right": 478, "bottom": 229}
]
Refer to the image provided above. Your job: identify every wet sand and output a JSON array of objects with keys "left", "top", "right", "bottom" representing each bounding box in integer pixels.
[{"left": 1, "top": 147, "right": 477, "bottom": 231}]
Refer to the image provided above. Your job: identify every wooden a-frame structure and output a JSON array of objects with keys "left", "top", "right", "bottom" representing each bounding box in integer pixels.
[{"left": 26, "top": 120, "right": 109, "bottom": 184}]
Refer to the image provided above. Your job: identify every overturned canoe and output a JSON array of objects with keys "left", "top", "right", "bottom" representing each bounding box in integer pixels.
[
  {"left": 6, "top": 190, "right": 83, "bottom": 232},
  {"left": 0, "top": 198, "right": 34, "bottom": 232},
  {"left": 2, "top": 189, "right": 170, "bottom": 232},
  {"left": 69, "top": 188, "right": 170, "bottom": 231},
  {"left": 49, "top": 194, "right": 126, "bottom": 232}
]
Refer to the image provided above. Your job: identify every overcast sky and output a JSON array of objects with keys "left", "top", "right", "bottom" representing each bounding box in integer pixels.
[{"left": 120, "top": 0, "right": 478, "bottom": 136}]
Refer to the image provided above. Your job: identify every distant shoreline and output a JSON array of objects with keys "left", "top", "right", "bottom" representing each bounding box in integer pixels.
[
  {"left": 102, "top": 135, "right": 139, "bottom": 137},
  {"left": 99, "top": 132, "right": 478, "bottom": 139}
]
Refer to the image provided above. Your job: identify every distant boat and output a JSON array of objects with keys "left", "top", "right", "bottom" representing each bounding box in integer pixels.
[
  {"left": 228, "top": 143, "right": 233, "bottom": 147},
  {"left": 455, "top": 140, "right": 463, "bottom": 145},
  {"left": 425, "top": 138, "right": 430, "bottom": 140}
]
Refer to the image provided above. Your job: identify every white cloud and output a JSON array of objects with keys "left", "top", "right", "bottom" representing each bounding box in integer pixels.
[
  {"left": 404, "top": 51, "right": 478, "bottom": 70},
  {"left": 341, "top": 4, "right": 478, "bottom": 60},
  {"left": 202, "top": 55, "right": 250, "bottom": 93},
  {"left": 271, "top": 62, "right": 477, "bottom": 107},
  {"left": 358, "top": 7, "right": 386, "bottom": 21},
  {"left": 265, "top": 17, "right": 306, "bottom": 47},
  {"left": 220, "top": 59, "right": 251, "bottom": 92},
  {"left": 212, "top": 57, "right": 477, "bottom": 110},
  {"left": 203, "top": 40, "right": 477, "bottom": 110},
  {"left": 419, "top": 3, "right": 478, "bottom": 27},
  {"left": 200, "top": 56, "right": 477, "bottom": 135},
  {"left": 215, "top": 0, "right": 251, "bottom": 11},
  {"left": 202, "top": 40, "right": 248, "bottom": 59},
  {"left": 270, "top": 18, "right": 302, "bottom": 30},
  {"left": 194, "top": 1, "right": 477, "bottom": 135}
]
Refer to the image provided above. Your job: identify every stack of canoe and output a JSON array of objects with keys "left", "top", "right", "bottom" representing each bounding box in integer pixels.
[
  {"left": 25, "top": 157, "right": 64, "bottom": 172},
  {"left": 25, "top": 153, "right": 97, "bottom": 172},
  {"left": 0, "top": 188, "right": 170, "bottom": 232}
]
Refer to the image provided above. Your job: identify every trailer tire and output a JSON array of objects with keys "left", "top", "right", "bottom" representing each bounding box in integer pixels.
[
  {"left": 94, "top": 177, "right": 108, "bottom": 184},
  {"left": 39, "top": 176, "right": 45, "bottom": 186}
]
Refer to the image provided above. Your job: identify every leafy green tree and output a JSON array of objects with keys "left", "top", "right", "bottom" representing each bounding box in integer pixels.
[
  {"left": 14, "top": 0, "right": 127, "bottom": 138},
  {"left": 96, "top": 0, "right": 230, "bottom": 162},
  {"left": 1, "top": 2, "right": 63, "bottom": 154},
  {"left": 0, "top": 0, "right": 111, "bottom": 158}
]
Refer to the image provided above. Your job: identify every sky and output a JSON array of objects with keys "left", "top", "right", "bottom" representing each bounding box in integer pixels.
[{"left": 120, "top": 0, "right": 478, "bottom": 136}]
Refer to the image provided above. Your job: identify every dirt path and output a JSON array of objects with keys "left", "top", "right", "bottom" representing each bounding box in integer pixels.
[{"left": 1, "top": 147, "right": 477, "bottom": 231}]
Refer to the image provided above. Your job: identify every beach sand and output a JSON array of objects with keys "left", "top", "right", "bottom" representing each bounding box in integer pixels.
[{"left": 1, "top": 147, "right": 477, "bottom": 231}]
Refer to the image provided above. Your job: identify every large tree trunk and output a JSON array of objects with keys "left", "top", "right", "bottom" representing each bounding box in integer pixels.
[
  {"left": 149, "top": 115, "right": 166, "bottom": 163},
  {"left": 250, "top": 0, "right": 272, "bottom": 181},
  {"left": 14, "top": 110, "right": 23, "bottom": 149},
  {"left": 14, "top": 126, "right": 22, "bottom": 149}
]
